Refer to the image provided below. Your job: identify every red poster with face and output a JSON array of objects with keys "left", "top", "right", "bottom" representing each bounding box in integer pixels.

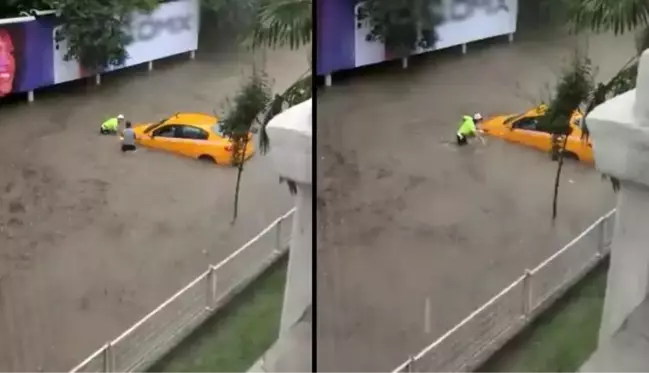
[{"left": 0, "top": 28, "right": 16, "bottom": 97}]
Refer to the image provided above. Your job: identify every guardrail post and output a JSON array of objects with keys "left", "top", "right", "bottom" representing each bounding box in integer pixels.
[
  {"left": 275, "top": 218, "right": 283, "bottom": 252},
  {"left": 206, "top": 265, "right": 217, "bottom": 310},
  {"left": 102, "top": 343, "right": 114, "bottom": 372},
  {"left": 522, "top": 269, "right": 533, "bottom": 317},
  {"left": 407, "top": 355, "right": 414, "bottom": 372}
]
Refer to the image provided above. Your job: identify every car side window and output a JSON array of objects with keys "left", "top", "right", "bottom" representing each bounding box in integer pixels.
[
  {"left": 153, "top": 125, "right": 177, "bottom": 138},
  {"left": 513, "top": 117, "right": 539, "bottom": 131},
  {"left": 178, "top": 125, "right": 209, "bottom": 140}
]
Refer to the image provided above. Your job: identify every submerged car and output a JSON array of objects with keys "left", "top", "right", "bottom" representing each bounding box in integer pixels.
[
  {"left": 480, "top": 105, "right": 594, "bottom": 163},
  {"left": 132, "top": 112, "right": 254, "bottom": 165}
]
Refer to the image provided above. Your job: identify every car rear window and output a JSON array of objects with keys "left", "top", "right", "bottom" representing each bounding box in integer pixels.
[{"left": 212, "top": 124, "right": 227, "bottom": 137}]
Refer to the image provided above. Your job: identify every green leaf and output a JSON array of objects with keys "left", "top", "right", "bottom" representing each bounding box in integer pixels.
[
  {"left": 538, "top": 53, "right": 594, "bottom": 135},
  {"left": 257, "top": 72, "right": 311, "bottom": 153},
  {"left": 568, "top": 0, "right": 649, "bottom": 35},
  {"left": 220, "top": 70, "right": 273, "bottom": 137},
  {"left": 357, "top": 0, "right": 443, "bottom": 57},
  {"left": 245, "top": 0, "right": 312, "bottom": 50}
]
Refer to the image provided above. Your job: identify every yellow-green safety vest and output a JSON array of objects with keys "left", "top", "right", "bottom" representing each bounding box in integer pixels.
[
  {"left": 101, "top": 117, "right": 119, "bottom": 131},
  {"left": 457, "top": 115, "right": 476, "bottom": 136}
]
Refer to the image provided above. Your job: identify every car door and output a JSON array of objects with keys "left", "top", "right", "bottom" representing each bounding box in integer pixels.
[
  {"left": 510, "top": 116, "right": 553, "bottom": 152},
  {"left": 149, "top": 125, "right": 182, "bottom": 153},
  {"left": 174, "top": 125, "right": 210, "bottom": 157}
]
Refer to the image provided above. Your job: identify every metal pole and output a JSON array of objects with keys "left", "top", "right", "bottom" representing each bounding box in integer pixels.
[
  {"left": 206, "top": 265, "right": 217, "bottom": 310},
  {"left": 275, "top": 218, "right": 283, "bottom": 252},
  {"left": 522, "top": 269, "right": 532, "bottom": 317},
  {"left": 407, "top": 355, "right": 414, "bottom": 372},
  {"left": 325, "top": 74, "right": 332, "bottom": 87},
  {"left": 103, "top": 343, "right": 114, "bottom": 372},
  {"left": 211, "top": 266, "right": 217, "bottom": 306},
  {"left": 424, "top": 297, "right": 431, "bottom": 334},
  {"left": 596, "top": 219, "right": 606, "bottom": 257}
]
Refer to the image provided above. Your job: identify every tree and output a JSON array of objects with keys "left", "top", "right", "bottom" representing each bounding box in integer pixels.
[
  {"left": 537, "top": 54, "right": 594, "bottom": 220},
  {"left": 356, "top": 0, "right": 443, "bottom": 57},
  {"left": 541, "top": 0, "right": 649, "bottom": 219},
  {"left": 245, "top": 0, "right": 312, "bottom": 50},
  {"left": 219, "top": 70, "right": 273, "bottom": 223},
  {"left": 0, "top": 0, "right": 159, "bottom": 71},
  {"left": 213, "top": 0, "right": 312, "bottom": 221},
  {"left": 54, "top": 0, "right": 159, "bottom": 71},
  {"left": 567, "top": 0, "right": 649, "bottom": 35}
]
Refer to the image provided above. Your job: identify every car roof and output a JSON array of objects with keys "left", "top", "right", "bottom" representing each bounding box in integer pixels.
[{"left": 165, "top": 112, "right": 219, "bottom": 130}]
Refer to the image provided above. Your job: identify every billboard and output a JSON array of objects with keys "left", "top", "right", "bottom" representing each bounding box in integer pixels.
[
  {"left": 317, "top": 0, "right": 519, "bottom": 75},
  {"left": 0, "top": 0, "right": 199, "bottom": 97},
  {"left": 0, "top": 19, "right": 56, "bottom": 97},
  {"left": 54, "top": 0, "right": 200, "bottom": 83}
]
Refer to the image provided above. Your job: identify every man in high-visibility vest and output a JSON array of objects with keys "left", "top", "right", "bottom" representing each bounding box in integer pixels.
[
  {"left": 100, "top": 114, "right": 124, "bottom": 135},
  {"left": 456, "top": 113, "right": 484, "bottom": 146}
]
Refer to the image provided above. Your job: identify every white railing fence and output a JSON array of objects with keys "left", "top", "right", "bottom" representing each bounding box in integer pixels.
[
  {"left": 70, "top": 209, "right": 295, "bottom": 373},
  {"left": 393, "top": 209, "right": 616, "bottom": 373}
]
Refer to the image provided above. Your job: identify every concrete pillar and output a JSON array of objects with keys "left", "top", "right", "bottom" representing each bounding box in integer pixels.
[
  {"left": 325, "top": 74, "right": 332, "bottom": 87},
  {"left": 586, "top": 49, "right": 649, "bottom": 343},
  {"left": 189, "top": 50, "right": 196, "bottom": 60},
  {"left": 267, "top": 99, "right": 312, "bottom": 336},
  {"left": 250, "top": 99, "right": 312, "bottom": 371},
  {"left": 27, "top": 90, "right": 34, "bottom": 103},
  {"left": 147, "top": 61, "right": 153, "bottom": 71},
  {"left": 95, "top": 74, "right": 101, "bottom": 86},
  {"left": 279, "top": 181, "right": 312, "bottom": 335},
  {"left": 461, "top": 43, "right": 467, "bottom": 55},
  {"left": 508, "top": 33, "right": 514, "bottom": 43}
]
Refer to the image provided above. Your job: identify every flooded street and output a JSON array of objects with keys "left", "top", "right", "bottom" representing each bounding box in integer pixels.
[
  {"left": 317, "top": 30, "right": 632, "bottom": 371},
  {"left": 0, "top": 27, "right": 309, "bottom": 371}
]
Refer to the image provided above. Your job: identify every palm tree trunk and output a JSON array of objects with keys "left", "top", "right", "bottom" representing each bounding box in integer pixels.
[
  {"left": 232, "top": 163, "right": 243, "bottom": 223},
  {"left": 552, "top": 134, "right": 570, "bottom": 220},
  {"left": 231, "top": 136, "right": 250, "bottom": 223}
]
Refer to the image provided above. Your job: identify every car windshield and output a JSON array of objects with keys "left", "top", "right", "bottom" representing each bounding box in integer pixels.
[
  {"left": 144, "top": 117, "right": 168, "bottom": 133},
  {"left": 504, "top": 113, "right": 524, "bottom": 124}
]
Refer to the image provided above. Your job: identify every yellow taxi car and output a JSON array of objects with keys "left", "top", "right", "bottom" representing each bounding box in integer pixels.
[
  {"left": 480, "top": 105, "right": 594, "bottom": 163},
  {"left": 132, "top": 112, "right": 254, "bottom": 165}
]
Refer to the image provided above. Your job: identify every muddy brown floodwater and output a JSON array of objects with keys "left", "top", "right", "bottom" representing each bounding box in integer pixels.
[
  {"left": 0, "top": 31, "right": 309, "bottom": 371},
  {"left": 317, "top": 31, "right": 633, "bottom": 371}
]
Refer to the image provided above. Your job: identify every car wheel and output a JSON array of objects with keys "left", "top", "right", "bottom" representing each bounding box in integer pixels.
[{"left": 198, "top": 155, "right": 216, "bottom": 164}]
